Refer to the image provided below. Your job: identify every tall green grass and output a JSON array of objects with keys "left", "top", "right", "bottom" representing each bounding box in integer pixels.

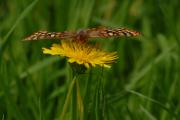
[{"left": 0, "top": 0, "right": 180, "bottom": 119}]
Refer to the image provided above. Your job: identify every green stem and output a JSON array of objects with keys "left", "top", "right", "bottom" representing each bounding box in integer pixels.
[
  {"left": 76, "top": 78, "right": 84, "bottom": 120},
  {"left": 95, "top": 67, "right": 105, "bottom": 120},
  {"left": 72, "top": 77, "right": 77, "bottom": 120},
  {"left": 60, "top": 76, "right": 76, "bottom": 120}
]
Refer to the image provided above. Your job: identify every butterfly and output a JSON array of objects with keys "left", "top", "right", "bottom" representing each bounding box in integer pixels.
[{"left": 24, "top": 27, "right": 141, "bottom": 43}]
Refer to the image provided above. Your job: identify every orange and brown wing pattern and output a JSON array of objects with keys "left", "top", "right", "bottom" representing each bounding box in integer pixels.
[
  {"left": 87, "top": 27, "right": 141, "bottom": 38},
  {"left": 24, "top": 31, "right": 75, "bottom": 41}
]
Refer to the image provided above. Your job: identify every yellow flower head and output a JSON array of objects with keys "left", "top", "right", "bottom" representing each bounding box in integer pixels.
[{"left": 42, "top": 42, "right": 118, "bottom": 68}]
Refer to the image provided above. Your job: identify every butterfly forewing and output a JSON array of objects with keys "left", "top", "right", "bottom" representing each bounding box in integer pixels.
[
  {"left": 24, "top": 31, "right": 75, "bottom": 41},
  {"left": 87, "top": 27, "right": 141, "bottom": 38}
]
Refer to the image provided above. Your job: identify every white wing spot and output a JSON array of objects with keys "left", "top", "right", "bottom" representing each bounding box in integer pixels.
[
  {"left": 108, "top": 32, "right": 114, "bottom": 36},
  {"left": 125, "top": 32, "right": 131, "bottom": 37},
  {"left": 51, "top": 34, "right": 55, "bottom": 37}
]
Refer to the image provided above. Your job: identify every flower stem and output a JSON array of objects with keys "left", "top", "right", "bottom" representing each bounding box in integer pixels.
[
  {"left": 72, "top": 77, "right": 77, "bottom": 120},
  {"left": 60, "top": 76, "right": 76, "bottom": 120},
  {"left": 76, "top": 78, "right": 84, "bottom": 120}
]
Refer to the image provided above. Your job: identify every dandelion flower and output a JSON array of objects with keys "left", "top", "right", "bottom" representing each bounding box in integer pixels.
[{"left": 42, "top": 41, "right": 118, "bottom": 68}]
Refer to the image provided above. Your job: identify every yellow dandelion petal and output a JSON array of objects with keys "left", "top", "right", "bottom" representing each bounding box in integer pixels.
[
  {"left": 91, "top": 63, "right": 96, "bottom": 67},
  {"left": 76, "top": 60, "right": 84, "bottom": 65},
  {"left": 68, "top": 58, "right": 76, "bottom": 63},
  {"left": 84, "top": 63, "right": 90, "bottom": 68},
  {"left": 102, "top": 64, "right": 111, "bottom": 68},
  {"left": 42, "top": 42, "right": 118, "bottom": 68}
]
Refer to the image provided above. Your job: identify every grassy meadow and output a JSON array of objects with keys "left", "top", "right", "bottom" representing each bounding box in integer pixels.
[{"left": 0, "top": 0, "right": 180, "bottom": 119}]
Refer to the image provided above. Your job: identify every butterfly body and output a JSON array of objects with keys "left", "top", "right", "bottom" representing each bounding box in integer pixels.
[
  {"left": 74, "top": 30, "right": 89, "bottom": 43},
  {"left": 24, "top": 27, "right": 141, "bottom": 43}
]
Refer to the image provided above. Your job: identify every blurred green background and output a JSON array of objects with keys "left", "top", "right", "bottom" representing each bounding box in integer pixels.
[{"left": 0, "top": 0, "right": 180, "bottom": 120}]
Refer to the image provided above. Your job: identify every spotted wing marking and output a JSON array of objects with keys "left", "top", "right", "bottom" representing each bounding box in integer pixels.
[
  {"left": 24, "top": 31, "right": 75, "bottom": 41},
  {"left": 87, "top": 27, "right": 141, "bottom": 38}
]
